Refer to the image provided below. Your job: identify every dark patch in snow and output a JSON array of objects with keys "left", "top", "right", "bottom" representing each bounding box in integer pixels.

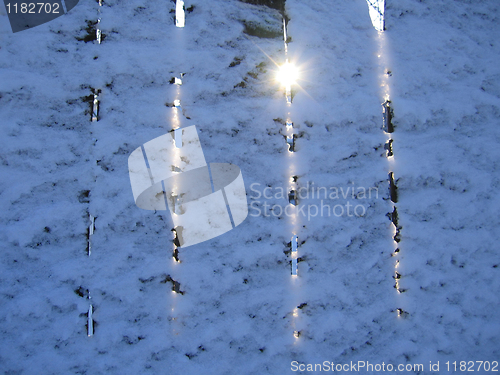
[
  {"left": 242, "top": 21, "right": 282, "bottom": 39},
  {"left": 74, "top": 286, "right": 89, "bottom": 298},
  {"left": 78, "top": 190, "right": 90, "bottom": 203},
  {"left": 76, "top": 20, "right": 106, "bottom": 43},
  {"left": 229, "top": 57, "right": 243, "bottom": 67},
  {"left": 388, "top": 172, "right": 398, "bottom": 203},
  {"left": 160, "top": 274, "right": 184, "bottom": 295},
  {"left": 123, "top": 335, "right": 145, "bottom": 345}
]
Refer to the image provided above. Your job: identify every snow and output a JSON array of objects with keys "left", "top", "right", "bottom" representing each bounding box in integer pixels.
[{"left": 0, "top": 0, "right": 499, "bottom": 374}]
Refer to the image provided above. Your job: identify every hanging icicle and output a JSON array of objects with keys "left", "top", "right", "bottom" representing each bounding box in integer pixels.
[
  {"left": 176, "top": 0, "right": 185, "bottom": 28},
  {"left": 366, "top": 0, "right": 385, "bottom": 31}
]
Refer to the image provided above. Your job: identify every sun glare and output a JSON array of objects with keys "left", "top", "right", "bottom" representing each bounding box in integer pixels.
[{"left": 277, "top": 60, "right": 299, "bottom": 87}]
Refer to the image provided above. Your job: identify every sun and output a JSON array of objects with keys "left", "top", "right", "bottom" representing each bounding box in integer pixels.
[{"left": 276, "top": 60, "right": 299, "bottom": 87}]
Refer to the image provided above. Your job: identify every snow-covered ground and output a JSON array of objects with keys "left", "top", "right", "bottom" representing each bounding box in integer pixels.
[{"left": 0, "top": 0, "right": 499, "bottom": 374}]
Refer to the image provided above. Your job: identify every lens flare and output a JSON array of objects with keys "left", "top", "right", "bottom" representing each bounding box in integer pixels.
[{"left": 276, "top": 60, "right": 299, "bottom": 87}]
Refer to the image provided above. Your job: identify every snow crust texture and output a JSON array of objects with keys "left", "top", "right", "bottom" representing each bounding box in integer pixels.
[{"left": 0, "top": 0, "right": 499, "bottom": 374}]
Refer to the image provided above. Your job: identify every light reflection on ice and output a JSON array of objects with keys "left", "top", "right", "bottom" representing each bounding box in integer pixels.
[
  {"left": 366, "top": 0, "right": 385, "bottom": 32},
  {"left": 176, "top": 0, "right": 185, "bottom": 28}
]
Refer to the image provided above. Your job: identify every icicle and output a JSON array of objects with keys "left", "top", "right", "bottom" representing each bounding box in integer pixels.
[
  {"left": 174, "top": 128, "right": 182, "bottom": 148},
  {"left": 286, "top": 134, "right": 295, "bottom": 152},
  {"left": 291, "top": 235, "right": 298, "bottom": 253},
  {"left": 91, "top": 94, "right": 99, "bottom": 122},
  {"left": 291, "top": 258, "right": 297, "bottom": 276},
  {"left": 366, "top": 0, "right": 385, "bottom": 31},
  {"left": 382, "top": 100, "right": 393, "bottom": 133},
  {"left": 87, "top": 214, "right": 95, "bottom": 256},
  {"left": 87, "top": 304, "right": 94, "bottom": 337},
  {"left": 176, "top": 0, "right": 185, "bottom": 28},
  {"left": 170, "top": 193, "right": 183, "bottom": 215},
  {"left": 283, "top": 18, "right": 287, "bottom": 43},
  {"left": 96, "top": 19, "right": 102, "bottom": 44}
]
